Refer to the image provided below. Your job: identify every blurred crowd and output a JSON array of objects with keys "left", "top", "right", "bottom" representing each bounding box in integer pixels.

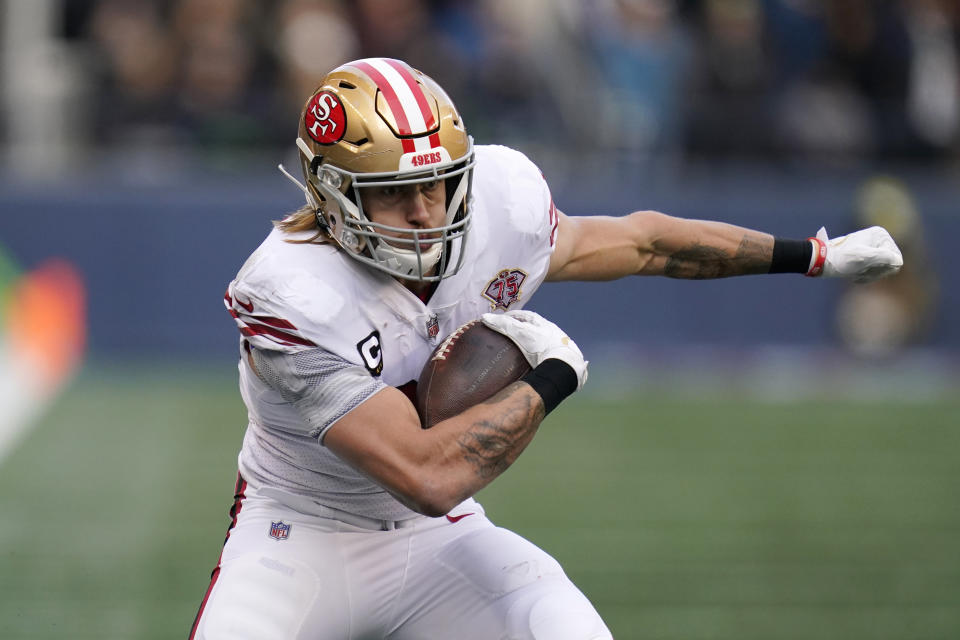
[
  {"left": 0, "top": 0, "right": 946, "bottom": 356},
  {"left": 12, "top": 0, "right": 960, "bottom": 171}
]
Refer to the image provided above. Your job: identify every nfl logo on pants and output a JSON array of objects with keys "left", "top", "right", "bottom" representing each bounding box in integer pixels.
[{"left": 269, "top": 520, "right": 291, "bottom": 540}]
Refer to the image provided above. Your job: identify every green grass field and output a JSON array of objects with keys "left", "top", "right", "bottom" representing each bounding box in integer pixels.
[{"left": 0, "top": 362, "right": 957, "bottom": 639}]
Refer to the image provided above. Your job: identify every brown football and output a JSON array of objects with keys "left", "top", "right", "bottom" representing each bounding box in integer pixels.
[{"left": 416, "top": 320, "right": 531, "bottom": 428}]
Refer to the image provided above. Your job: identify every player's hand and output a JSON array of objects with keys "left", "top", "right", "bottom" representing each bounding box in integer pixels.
[
  {"left": 812, "top": 226, "right": 904, "bottom": 283},
  {"left": 481, "top": 310, "right": 588, "bottom": 389}
]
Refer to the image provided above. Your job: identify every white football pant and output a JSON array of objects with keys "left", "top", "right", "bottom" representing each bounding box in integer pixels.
[{"left": 191, "top": 479, "right": 612, "bottom": 639}]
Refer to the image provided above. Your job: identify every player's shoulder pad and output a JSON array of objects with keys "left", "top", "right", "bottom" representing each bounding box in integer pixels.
[
  {"left": 474, "top": 144, "right": 544, "bottom": 184},
  {"left": 225, "top": 230, "right": 354, "bottom": 353},
  {"left": 473, "top": 145, "right": 553, "bottom": 237}
]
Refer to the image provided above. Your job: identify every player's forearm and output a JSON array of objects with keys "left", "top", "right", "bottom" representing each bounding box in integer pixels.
[
  {"left": 324, "top": 383, "right": 545, "bottom": 518},
  {"left": 551, "top": 211, "right": 901, "bottom": 283},
  {"left": 548, "top": 211, "right": 775, "bottom": 281},
  {"left": 643, "top": 217, "right": 775, "bottom": 279},
  {"left": 415, "top": 383, "right": 544, "bottom": 515},
  {"left": 449, "top": 381, "right": 545, "bottom": 480}
]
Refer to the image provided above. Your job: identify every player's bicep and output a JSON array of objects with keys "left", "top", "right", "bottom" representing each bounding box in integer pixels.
[
  {"left": 547, "top": 210, "right": 661, "bottom": 281},
  {"left": 323, "top": 386, "right": 423, "bottom": 469},
  {"left": 323, "top": 386, "right": 437, "bottom": 510}
]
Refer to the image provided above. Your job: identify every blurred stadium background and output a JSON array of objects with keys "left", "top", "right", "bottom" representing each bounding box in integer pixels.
[{"left": 0, "top": 1, "right": 958, "bottom": 638}]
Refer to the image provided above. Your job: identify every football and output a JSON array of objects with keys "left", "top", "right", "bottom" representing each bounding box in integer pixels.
[{"left": 416, "top": 320, "right": 531, "bottom": 428}]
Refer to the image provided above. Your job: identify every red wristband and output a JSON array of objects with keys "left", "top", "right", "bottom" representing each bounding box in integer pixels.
[{"left": 806, "top": 237, "right": 827, "bottom": 277}]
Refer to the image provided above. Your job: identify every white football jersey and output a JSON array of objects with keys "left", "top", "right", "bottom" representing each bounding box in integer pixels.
[{"left": 224, "top": 145, "right": 558, "bottom": 521}]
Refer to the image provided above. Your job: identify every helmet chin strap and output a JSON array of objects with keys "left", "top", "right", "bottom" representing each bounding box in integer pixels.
[{"left": 373, "top": 241, "right": 442, "bottom": 279}]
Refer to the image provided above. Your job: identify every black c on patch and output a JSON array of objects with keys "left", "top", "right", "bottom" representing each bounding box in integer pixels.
[{"left": 356, "top": 330, "right": 384, "bottom": 376}]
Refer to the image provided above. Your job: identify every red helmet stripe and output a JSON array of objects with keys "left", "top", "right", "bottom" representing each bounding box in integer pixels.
[
  {"left": 382, "top": 58, "right": 437, "bottom": 130},
  {"left": 351, "top": 60, "right": 412, "bottom": 132},
  {"left": 352, "top": 60, "right": 418, "bottom": 155},
  {"left": 351, "top": 59, "right": 436, "bottom": 157}
]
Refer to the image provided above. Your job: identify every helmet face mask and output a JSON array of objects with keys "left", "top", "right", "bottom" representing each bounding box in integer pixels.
[{"left": 293, "top": 58, "right": 475, "bottom": 282}]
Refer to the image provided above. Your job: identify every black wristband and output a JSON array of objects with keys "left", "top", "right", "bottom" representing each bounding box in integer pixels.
[
  {"left": 520, "top": 358, "right": 578, "bottom": 415},
  {"left": 769, "top": 238, "right": 813, "bottom": 274}
]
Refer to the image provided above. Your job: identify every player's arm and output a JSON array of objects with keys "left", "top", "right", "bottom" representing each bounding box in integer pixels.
[
  {"left": 323, "top": 380, "right": 542, "bottom": 516},
  {"left": 547, "top": 210, "right": 903, "bottom": 283},
  {"left": 247, "top": 344, "right": 537, "bottom": 518},
  {"left": 323, "top": 312, "right": 586, "bottom": 518}
]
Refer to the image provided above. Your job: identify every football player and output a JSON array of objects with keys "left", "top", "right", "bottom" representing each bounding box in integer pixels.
[{"left": 191, "top": 58, "right": 902, "bottom": 640}]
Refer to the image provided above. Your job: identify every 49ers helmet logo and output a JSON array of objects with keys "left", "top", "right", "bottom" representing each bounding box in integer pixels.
[{"left": 305, "top": 90, "right": 347, "bottom": 145}]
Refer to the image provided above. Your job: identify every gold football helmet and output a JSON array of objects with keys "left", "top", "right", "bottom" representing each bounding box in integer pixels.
[{"left": 292, "top": 57, "right": 474, "bottom": 281}]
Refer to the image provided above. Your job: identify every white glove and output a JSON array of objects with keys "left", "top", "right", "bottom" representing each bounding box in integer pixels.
[
  {"left": 813, "top": 226, "right": 904, "bottom": 283},
  {"left": 481, "top": 310, "right": 588, "bottom": 389}
]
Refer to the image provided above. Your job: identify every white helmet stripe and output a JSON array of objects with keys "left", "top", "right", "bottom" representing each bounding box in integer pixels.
[
  {"left": 355, "top": 58, "right": 433, "bottom": 135},
  {"left": 413, "top": 136, "right": 434, "bottom": 153},
  {"left": 381, "top": 58, "right": 437, "bottom": 130}
]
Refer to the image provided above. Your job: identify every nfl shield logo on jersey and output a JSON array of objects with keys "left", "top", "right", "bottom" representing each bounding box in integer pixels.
[
  {"left": 426, "top": 315, "right": 439, "bottom": 338},
  {"left": 269, "top": 520, "right": 291, "bottom": 540},
  {"left": 482, "top": 268, "right": 527, "bottom": 310}
]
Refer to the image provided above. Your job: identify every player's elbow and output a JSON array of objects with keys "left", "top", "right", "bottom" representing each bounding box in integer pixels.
[
  {"left": 412, "top": 499, "right": 456, "bottom": 519},
  {"left": 384, "top": 463, "right": 465, "bottom": 517},
  {"left": 401, "top": 476, "right": 463, "bottom": 517}
]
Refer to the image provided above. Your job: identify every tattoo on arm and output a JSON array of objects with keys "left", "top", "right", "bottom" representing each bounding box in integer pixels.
[
  {"left": 664, "top": 243, "right": 728, "bottom": 279},
  {"left": 664, "top": 235, "right": 772, "bottom": 279},
  {"left": 456, "top": 383, "right": 544, "bottom": 479}
]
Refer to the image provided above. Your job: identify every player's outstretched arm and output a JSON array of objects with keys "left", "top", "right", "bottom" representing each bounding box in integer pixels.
[
  {"left": 323, "top": 311, "right": 587, "bottom": 517},
  {"left": 547, "top": 210, "right": 903, "bottom": 283}
]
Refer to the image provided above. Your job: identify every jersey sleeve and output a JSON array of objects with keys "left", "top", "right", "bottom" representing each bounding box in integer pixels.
[
  {"left": 225, "top": 284, "right": 320, "bottom": 352},
  {"left": 250, "top": 345, "right": 387, "bottom": 441},
  {"left": 223, "top": 238, "right": 353, "bottom": 356}
]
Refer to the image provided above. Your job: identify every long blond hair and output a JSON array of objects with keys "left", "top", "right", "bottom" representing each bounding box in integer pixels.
[{"left": 274, "top": 204, "right": 329, "bottom": 244}]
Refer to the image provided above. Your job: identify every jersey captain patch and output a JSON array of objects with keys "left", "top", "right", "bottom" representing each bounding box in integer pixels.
[
  {"left": 357, "top": 330, "right": 384, "bottom": 376},
  {"left": 482, "top": 268, "right": 527, "bottom": 310}
]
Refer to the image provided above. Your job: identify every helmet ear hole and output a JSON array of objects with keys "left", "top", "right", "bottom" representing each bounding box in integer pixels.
[{"left": 313, "top": 208, "right": 330, "bottom": 233}]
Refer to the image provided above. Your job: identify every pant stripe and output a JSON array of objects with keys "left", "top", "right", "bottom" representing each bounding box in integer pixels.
[{"left": 188, "top": 473, "right": 248, "bottom": 639}]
